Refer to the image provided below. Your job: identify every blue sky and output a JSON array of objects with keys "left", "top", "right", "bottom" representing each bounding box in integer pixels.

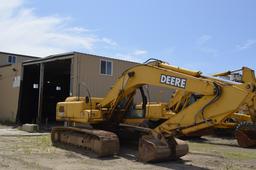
[{"left": 0, "top": 0, "right": 256, "bottom": 73}]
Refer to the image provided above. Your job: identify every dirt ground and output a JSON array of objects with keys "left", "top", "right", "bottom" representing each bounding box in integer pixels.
[{"left": 0, "top": 124, "right": 256, "bottom": 170}]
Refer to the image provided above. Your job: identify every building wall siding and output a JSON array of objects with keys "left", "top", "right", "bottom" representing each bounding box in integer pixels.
[
  {"left": 0, "top": 53, "right": 36, "bottom": 66},
  {"left": 0, "top": 64, "right": 22, "bottom": 122},
  {"left": 73, "top": 53, "right": 173, "bottom": 102},
  {"left": 73, "top": 53, "right": 137, "bottom": 98}
]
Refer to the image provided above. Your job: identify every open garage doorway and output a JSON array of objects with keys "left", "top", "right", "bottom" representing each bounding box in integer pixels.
[
  {"left": 17, "top": 59, "right": 71, "bottom": 128},
  {"left": 42, "top": 59, "right": 71, "bottom": 126},
  {"left": 17, "top": 64, "right": 40, "bottom": 124}
]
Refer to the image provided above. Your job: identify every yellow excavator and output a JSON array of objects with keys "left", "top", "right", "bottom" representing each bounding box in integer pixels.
[
  {"left": 52, "top": 59, "right": 256, "bottom": 162},
  {"left": 167, "top": 68, "right": 254, "bottom": 133},
  {"left": 162, "top": 86, "right": 252, "bottom": 138},
  {"left": 212, "top": 68, "right": 253, "bottom": 129},
  {"left": 122, "top": 65, "right": 254, "bottom": 139}
]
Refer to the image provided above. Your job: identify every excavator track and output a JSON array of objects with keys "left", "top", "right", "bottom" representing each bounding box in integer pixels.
[
  {"left": 51, "top": 127, "right": 119, "bottom": 157},
  {"left": 235, "top": 122, "right": 256, "bottom": 148}
]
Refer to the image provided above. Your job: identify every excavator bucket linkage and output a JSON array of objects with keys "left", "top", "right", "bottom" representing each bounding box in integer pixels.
[
  {"left": 235, "top": 122, "right": 256, "bottom": 148},
  {"left": 138, "top": 134, "right": 188, "bottom": 162}
]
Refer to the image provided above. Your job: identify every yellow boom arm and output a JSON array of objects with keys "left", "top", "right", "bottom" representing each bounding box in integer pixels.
[{"left": 97, "top": 62, "right": 256, "bottom": 137}]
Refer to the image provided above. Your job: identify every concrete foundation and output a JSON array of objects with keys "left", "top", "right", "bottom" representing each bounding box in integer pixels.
[{"left": 21, "top": 124, "right": 39, "bottom": 133}]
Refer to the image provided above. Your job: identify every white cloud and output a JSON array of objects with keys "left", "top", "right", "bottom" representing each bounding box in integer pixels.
[
  {"left": 0, "top": 0, "right": 22, "bottom": 18},
  {"left": 101, "top": 38, "right": 118, "bottom": 46},
  {"left": 114, "top": 54, "right": 142, "bottom": 63},
  {"left": 197, "top": 35, "right": 212, "bottom": 46},
  {"left": 114, "top": 49, "right": 148, "bottom": 63},
  {"left": 237, "top": 39, "right": 256, "bottom": 50},
  {"left": 65, "top": 27, "right": 91, "bottom": 33},
  {"left": 132, "top": 49, "right": 148, "bottom": 56},
  {"left": 0, "top": 0, "right": 117, "bottom": 57},
  {"left": 196, "top": 35, "right": 218, "bottom": 56}
]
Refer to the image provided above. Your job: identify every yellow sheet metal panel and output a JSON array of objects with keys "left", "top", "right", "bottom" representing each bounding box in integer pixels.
[{"left": 145, "top": 103, "right": 165, "bottom": 120}]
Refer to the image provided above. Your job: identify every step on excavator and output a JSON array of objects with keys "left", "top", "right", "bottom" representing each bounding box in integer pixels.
[{"left": 51, "top": 59, "right": 256, "bottom": 162}]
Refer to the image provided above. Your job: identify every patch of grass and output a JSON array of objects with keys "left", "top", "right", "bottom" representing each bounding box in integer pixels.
[
  {"left": 35, "top": 135, "right": 52, "bottom": 148},
  {"left": 23, "top": 147, "right": 32, "bottom": 155},
  {"left": 13, "top": 135, "right": 55, "bottom": 154},
  {"left": 188, "top": 141, "right": 216, "bottom": 152},
  {"left": 188, "top": 141, "right": 256, "bottom": 160},
  {"left": 223, "top": 161, "right": 235, "bottom": 170},
  {"left": 222, "top": 151, "right": 256, "bottom": 160}
]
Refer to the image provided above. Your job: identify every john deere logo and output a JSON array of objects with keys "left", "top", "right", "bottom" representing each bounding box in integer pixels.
[{"left": 160, "top": 74, "right": 186, "bottom": 89}]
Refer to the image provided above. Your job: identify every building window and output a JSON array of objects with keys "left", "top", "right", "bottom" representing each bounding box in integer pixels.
[
  {"left": 8, "top": 55, "right": 16, "bottom": 64},
  {"left": 100, "top": 60, "right": 113, "bottom": 75}
]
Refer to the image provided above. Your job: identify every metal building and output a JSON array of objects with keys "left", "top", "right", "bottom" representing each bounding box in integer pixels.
[
  {"left": 0, "top": 51, "right": 172, "bottom": 126},
  {"left": 0, "top": 51, "right": 38, "bottom": 122},
  {"left": 0, "top": 51, "right": 38, "bottom": 67},
  {"left": 16, "top": 52, "right": 140, "bottom": 126}
]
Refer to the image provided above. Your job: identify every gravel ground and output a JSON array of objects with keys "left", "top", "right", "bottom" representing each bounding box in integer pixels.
[{"left": 0, "top": 124, "right": 256, "bottom": 170}]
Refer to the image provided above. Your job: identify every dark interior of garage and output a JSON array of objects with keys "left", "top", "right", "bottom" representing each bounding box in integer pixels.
[
  {"left": 17, "top": 64, "right": 40, "bottom": 124},
  {"left": 41, "top": 59, "right": 71, "bottom": 125},
  {"left": 17, "top": 59, "right": 71, "bottom": 128}
]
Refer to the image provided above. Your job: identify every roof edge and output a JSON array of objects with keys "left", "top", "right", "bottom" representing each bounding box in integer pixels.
[
  {"left": 23, "top": 51, "right": 140, "bottom": 65},
  {"left": 0, "top": 51, "right": 39, "bottom": 58},
  {"left": 73, "top": 51, "right": 139, "bottom": 64}
]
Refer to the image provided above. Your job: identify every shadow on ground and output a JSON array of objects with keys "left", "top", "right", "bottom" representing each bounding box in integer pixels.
[
  {"left": 119, "top": 140, "right": 209, "bottom": 170},
  {"left": 53, "top": 138, "right": 209, "bottom": 170}
]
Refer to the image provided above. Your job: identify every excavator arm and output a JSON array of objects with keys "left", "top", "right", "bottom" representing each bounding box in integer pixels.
[
  {"left": 166, "top": 67, "right": 256, "bottom": 132},
  {"left": 99, "top": 63, "right": 216, "bottom": 117},
  {"left": 101, "top": 63, "right": 215, "bottom": 107},
  {"left": 154, "top": 83, "right": 255, "bottom": 135}
]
